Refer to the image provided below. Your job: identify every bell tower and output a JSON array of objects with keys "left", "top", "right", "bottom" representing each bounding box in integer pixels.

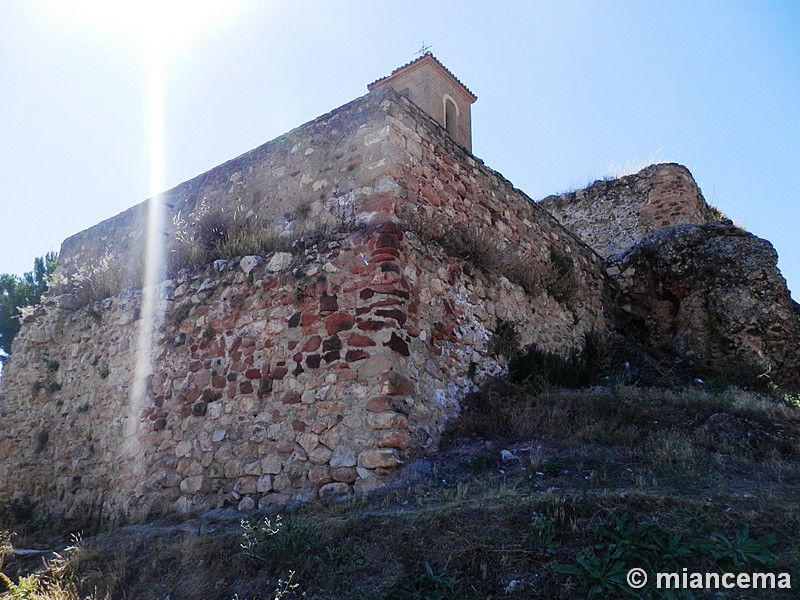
[{"left": 368, "top": 52, "right": 477, "bottom": 152}]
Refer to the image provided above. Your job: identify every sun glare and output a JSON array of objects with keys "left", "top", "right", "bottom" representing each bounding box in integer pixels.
[
  {"left": 41, "top": 0, "right": 251, "bottom": 53},
  {"left": 35, "top": 0, "right": 253, "bottom": 470}
]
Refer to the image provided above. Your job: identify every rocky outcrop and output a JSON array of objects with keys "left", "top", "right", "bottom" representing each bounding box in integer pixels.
[{"left": 608, "top": 221, "right": 800, "bottom": 387}]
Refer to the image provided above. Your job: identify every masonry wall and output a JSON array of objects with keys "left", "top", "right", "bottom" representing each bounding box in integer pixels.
[
  {"left": 539, "top": 163, "right": 717, "bottom": 258},
  {"left": 0, "top": 88, "right": 608, "bottom": 518},
  {"left": 0, "top": 222, "right": 605, "bottom": 518},
  {"left": 57, "top": 90, "right": 407, "bottom": 279}
]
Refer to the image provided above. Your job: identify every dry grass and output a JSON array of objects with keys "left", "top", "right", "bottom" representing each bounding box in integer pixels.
[
  {"left": 3, "top": 385, "right": 799, "bottom": 599},
  {"left": 402, "top": 214, "right": 579, "bottom": 305},
  {"left": 52, "top": 202, "right": 338, "bottom": 309},
  {"left": 49, "top": 252, "right": 145, "bottom": 309}
]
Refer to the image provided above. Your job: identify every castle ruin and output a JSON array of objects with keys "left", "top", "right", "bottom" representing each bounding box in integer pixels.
[{"left": 1, "top": 54, "right": 798, "bottom": 519}]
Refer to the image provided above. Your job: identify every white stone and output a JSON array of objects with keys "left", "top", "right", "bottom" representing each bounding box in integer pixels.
[
  {"left": 239, "top": 255, "right": 262, "bottom": 275},
  {"left": 330, "top": 446, "right": 357, "bottom": 468},
  {"left": 175, "top": 440, "right": 193, "bottom": 458},
  {"left": 364, "top": 125, "right": 390, "bottom": 146},
  {"left": 261, "top": 455, "right": 282, "bottom": 475},
  {"left": 256, "top": 475, "right": 273, "bottom": 493},
  {"left": 179, "top": 475, "right": 204, "bottom": 494},
  {"left": 267, "top": 252, "right": 293, "bottom": 272},
  {"left": 198, "top": 279, "right": 216, "bottom": 292},
  {"left": 238, "top": 496, "right": 256, "bottom": 512}
]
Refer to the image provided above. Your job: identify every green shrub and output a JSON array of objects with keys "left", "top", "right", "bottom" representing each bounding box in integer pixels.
[
  {"left": 488, "top": 319, "right": 520, "bottom": 358},
  {"left": 386, "top": 563, "right": 460, "bottom": 600},
  {"left": 545, "top": 249, "right": 577, "bottom": 305},
  {"left": 240, "top": 515, "right": 320, "bottom": 578},
  {"left": 508, "top": 333, "right": 604, "bottom": 390}
]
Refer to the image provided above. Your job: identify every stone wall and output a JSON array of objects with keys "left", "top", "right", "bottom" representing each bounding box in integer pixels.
[
  {"left": 0, "top": 87, "right": 608, "bottom": 517},
  {"left": 57, "top": 89, "right": 408, "bottom": 279},
  {"left": 0, "top": 218, "right": 606, "bottom": 517},
  {"left": 540, "top": 163, "right": 717, "bottom": 258}
]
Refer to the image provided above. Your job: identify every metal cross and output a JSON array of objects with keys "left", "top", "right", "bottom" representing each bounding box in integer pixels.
[{"left": 416, "top": 42, "right": 432, "bottom": 57}]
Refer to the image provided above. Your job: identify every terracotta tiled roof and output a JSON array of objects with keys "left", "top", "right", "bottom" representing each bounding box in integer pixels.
[{"left": 368, "top": 52, "right": 477, "bottom": 101}]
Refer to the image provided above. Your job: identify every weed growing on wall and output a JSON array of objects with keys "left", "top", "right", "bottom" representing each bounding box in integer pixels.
[
  {"left": 49, "top": 251, "right": 144, "bottom": 309},
  {"left": 544, "top": 250, "right": 577, "bottom": 305},
  {"left": 169, "top": 203, "right": 288, "bottom": 275},
  {"left": 402, "top": 214, "right": 581, "bottom": 306},
  {"left": 439, "top": 224, "right": 504, "bottom": 273},
  {"left": 488, "top": 319, "right": 521, "bottom": 358}
]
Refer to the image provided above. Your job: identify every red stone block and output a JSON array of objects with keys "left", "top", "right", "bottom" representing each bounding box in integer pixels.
[
  {"left": 357, "top": 320, "right": 387, "bottom": 332},
  {"left": 375, "top": 308, "right": 407, "bottom": 325},
  {"left": 323, "top": 350, "right": 340, "bottom": 363},
  {"left": 325, "top": 312, "right": 355, "bottom": 336},
  {"left": 301, "top": 312, "right": 320, "bottom": 327},
  {"left": 376, "top": 232, "right": 400, "bottom": 249},
  {"left": 283, "top": 392, "right": 301, "bottom": 404},
  {"left": 381, "top": 371, "right": 414, "bottom": 396},
  {"left": 362, "top": 192, "right": 396, "bottom": 213},
  {"left": 365, "top": 396, "right": 391, "bottom": 412},
  {"left": 378, "top": 431, "right": 412, "bottom": 450},
  {"left": 370, "top": 247, "right": 401, "bottom": 259},
  {"left": 347, "top": 333, "right": 376, "bottom": 347},
  {"left": 305, "top": 354, "right": 322, "bottom": 369},
  {"left": 338, "top": 368, "right": 358, "bottom": 381},
  {"left": 240, "top": 381, "right": 254, "bottom": 394},
  {"left": 292, "top": 420, "right": 306, "bottom": 432},
  {"left": 319, "top": 293, "right": 338, "bottom": 313},
  {"left": 331, "top": 467, "right": 358, "bottom": 483},
  {"left": 309, "top": 465, "right": 332, "bottom": 486},
  {"left": 384, "top": 332, "right": 410, "bottom": 356},
  {"left": 345, "top": 349, "right": 369, "bottom": 362},
  {"left": 403, "top": 171, "right": 420, "bottom": 192},
  {"left": 303, "top": 335, "right": 322, "bottom": 352},
  {"left": 244, "top": 368, "right": 262, "bottom": 380}
]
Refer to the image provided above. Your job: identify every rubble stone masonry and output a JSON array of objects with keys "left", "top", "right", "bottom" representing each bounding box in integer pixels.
[
  {"left": 0, "top": 88, "right": 607, "bottom": 518},
  {"left": 3, "top": 83, "right": 798, "bottom": 519},
  {"left": 540, "top": 163, "right": 717, "bottom": 259}
]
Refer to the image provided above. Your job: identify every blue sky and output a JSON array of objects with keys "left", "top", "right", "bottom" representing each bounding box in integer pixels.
[{"left": 1, "top": 1, "right": 798, "bottom": 299}]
